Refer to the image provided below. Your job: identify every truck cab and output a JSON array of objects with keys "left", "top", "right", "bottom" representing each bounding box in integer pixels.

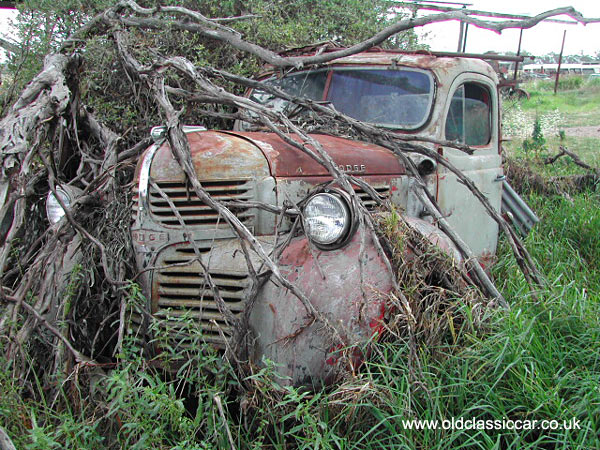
[{"left": 129, "top": 49, "right": 503, "bottom": 385}]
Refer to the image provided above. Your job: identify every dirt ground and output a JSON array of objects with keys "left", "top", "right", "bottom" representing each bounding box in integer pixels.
[{"left": 565, "top": 126, "right": 600, "bottom": 138}]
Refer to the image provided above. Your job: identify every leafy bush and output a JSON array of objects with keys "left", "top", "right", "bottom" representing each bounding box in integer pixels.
[
  {"left": 1, "top": 0, "right": 420, "bottom": 128},
  {"left": 531, "top": 75, "right": 584, "bottom": 92}
]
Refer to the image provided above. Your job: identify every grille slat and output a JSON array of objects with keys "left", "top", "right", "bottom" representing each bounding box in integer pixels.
[
  {"left": 158, "top": 218, "right": 253, "bottom": 226},
  {"left": 158, "top": 319, "right": 234, "bottom": 335},
  {"left": 154, "top": 180, "right": 250, "bottom": 190},
  {"left": 153, "top": 246, "right": 249, "bottom": 346},
  {"left": 150, "top": 193, "right": 253, "bottom": 201},
  {"left": 158, "top": 286, "right": 246, "bottom": 299},
  {"left": 150, "top": 190, "right": 253, "bottom": 199},
  {"left": 157, "top": 298, "right": 246, "bottom": 311},
  {"left": 149, "top": 179, "right": 256, "bottom": 227},
  {"left": 161, "top": 246, "right": 214, "bottom": 259},
  {"left": 354, "top": 186, "right": 390, "bottom": 210},
  {"left": 159, "top": 272, "right": 250, "bottom": 288},
  {"left": 149, "top": 198, "right": 254, "bottom": 211},
  {"left": 151, "top": 209, "right": 254, "bottom": 219},
  {"left": 154, "top": 309, "right": 241, "bottom": 321}
]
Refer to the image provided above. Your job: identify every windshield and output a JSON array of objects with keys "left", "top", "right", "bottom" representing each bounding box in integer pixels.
[
  {"left": 249, "top": 70, "right": 328, "bottom": 114},
  {"left": 248, "top": 67, "right": 434, "bottom": 130}
]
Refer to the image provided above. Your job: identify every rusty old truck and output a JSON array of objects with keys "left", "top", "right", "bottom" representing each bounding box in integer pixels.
[{"left": 122, "top": 49, "right": 513, "bottom": 385}]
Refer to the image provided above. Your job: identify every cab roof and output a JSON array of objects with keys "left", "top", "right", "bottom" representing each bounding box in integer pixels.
[{"left": 259, "top": 46, "right": 498, "bottom": 82}]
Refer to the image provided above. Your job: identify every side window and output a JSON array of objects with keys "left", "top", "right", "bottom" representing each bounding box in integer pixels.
[{"left": 445, "top": 83, "right": 491, "bottom": 146}]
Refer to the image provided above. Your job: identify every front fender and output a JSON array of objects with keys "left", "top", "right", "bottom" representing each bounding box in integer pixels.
[
  {"left": 249, "top": 225, "right": 393, "bottom": 386},
  {"left": 248, "top": 216, "right": 462, "bottom": 387}
]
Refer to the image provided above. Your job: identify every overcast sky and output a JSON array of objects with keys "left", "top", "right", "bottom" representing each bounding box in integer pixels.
[
  {"left": 1, "top": 2, "right": 599, "bottom": 61},
  {"left": 405, "top": 0, "right": 600, "bottom": 56},
  {"left": 0, "top": 7, "right": 17, "bottom": 62}
]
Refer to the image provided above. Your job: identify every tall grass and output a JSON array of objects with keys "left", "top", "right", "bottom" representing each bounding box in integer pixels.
[{"left": 529, "top": 75, "right": 584, "bottom": 92}]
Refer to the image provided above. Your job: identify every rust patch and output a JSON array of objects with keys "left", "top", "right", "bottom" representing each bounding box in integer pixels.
[
  {"left": 150, "top": 131, "right": 270, "bottom": 181},
  {"left": 280, "top": 240, "right": 315, "bottom": 267},
  {"left": 231, "top": 132, "right": 405, "bottom": 177},
  {"left": 325, "top": 343, "right": 344, "bottom": 366}
]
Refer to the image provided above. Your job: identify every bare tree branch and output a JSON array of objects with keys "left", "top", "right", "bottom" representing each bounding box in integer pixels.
[
  {"left": 108, "top": 2, "right": 600, "bottom": 69},
  {"left": 0, "top": 426, "right": 17, "bottom": 450},
  {"left": 0, "top": 37, "right": 19, "bottom": 55},
  {"left": 1, "top": 290, "right": 91, "bottom": 363},
  {"left": 545, "top": 145, "right": 599, "bottom": 175}
]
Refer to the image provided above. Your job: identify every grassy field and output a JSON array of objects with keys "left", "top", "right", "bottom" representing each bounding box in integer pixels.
[
  {"left": 503, "top": 76, "right": 600, "bottom": 174},
  {"left": 1, "top": 82, "right": 599, "bottom": 450},
  {"left": 518, "top": 76, "right": 600, "bottom": 128}
]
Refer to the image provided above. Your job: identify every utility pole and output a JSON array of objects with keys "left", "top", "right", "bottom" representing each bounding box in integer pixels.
[
  {"left": 462, "top": 23, "right": 469, "bottom": 52},
  {"left": 554, "top": 30, "right": 567, "bottom": 94},
  {"left": 456, "top": 4, "right": 467, "bottom": 52},
  {"left": 513, "top": 29, "right": 523, "bottom": 81}
]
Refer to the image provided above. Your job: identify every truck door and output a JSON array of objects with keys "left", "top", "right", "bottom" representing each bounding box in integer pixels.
[{"left": 436, "top": 74, "right": 503, "bottom": 260}]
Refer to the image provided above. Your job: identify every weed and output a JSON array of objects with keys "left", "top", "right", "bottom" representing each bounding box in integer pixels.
[
  {"left": 522, "top": 116, "right": 547, "bottom": 157},
  {"left": 502, "top": 103, "right": 562, "bottom": 139}
]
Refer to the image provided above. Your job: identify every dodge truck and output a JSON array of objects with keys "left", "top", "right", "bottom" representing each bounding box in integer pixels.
[{"left": 124, "top": 49, "right": 507, "bottom": 385}]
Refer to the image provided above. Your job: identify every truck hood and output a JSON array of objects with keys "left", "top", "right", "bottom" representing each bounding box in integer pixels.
[
  {"left": 148, "top": 130, "right": 405, "bottom": 181},
  {"left": 224, "top": 131, "right": 405, "bottom": 177}
]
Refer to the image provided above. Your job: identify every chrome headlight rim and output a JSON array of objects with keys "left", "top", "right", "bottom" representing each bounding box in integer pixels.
[
  {"left": 301, "top": 188, "right": 357, "bottom": 250},
  {"left": 45, "top": 185, "right": 78, "bottom": 226}
]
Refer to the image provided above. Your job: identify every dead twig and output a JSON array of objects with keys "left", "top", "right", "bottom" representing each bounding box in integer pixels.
[
  {"left": 545, "top": 145, "right": 599, "bottom": 175},
  {"left": 1, "top": 290, "right": 91, "bottom": 363},
  {"left": 213, "top": 394, "right": 237, "bottom": 450},
  {"left": 0, "top": 427, "right": 17, "bottom": 450}
]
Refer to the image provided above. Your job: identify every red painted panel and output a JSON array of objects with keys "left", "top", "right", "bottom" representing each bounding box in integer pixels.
[
  {"left": 219, "top": 131, "right": 405, "bottom": 177},
  {"left": 249, "top": 226, "right": 393, "bottom": 386}
]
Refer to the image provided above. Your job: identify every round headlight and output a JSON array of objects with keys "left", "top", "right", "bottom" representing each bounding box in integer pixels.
[
  {"left": 46, "top": 187, "right": 71, "bottom": 225},
  {"left": 303, "top": 192, "right": 351, "bottom": 247}
]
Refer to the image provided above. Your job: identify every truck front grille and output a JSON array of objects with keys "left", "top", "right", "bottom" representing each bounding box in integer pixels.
[
  {"left": 152, "top": 244, "right": 250, "bottom": 346},
  {"left": 355, "top": 185, "right": 390, "bottom": 210},
  {"left": 148, "top": 179, "right": 255, "bottom": 228}
]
